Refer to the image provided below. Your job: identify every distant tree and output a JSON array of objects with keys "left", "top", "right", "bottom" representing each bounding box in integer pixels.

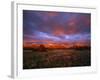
[{"left": 39, "top": 44, "right": 47, "bottom": 51}]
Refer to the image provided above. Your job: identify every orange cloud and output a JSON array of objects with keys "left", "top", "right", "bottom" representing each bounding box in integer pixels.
[{"left": 53, "top": 25, "right": 65, "bottom": 36}]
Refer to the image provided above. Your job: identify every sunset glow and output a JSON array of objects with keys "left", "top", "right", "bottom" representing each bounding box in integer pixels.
[
  {"left": 23, "top": 10, "right": 91, "bottom": 69},
  {"left": 23, "top": 10, "right": 90, "bottom": 48}
]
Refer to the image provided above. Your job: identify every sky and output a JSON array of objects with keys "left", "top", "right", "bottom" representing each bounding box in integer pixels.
[{"left": 23, "top": 10, "right": 91, "bottom": 46}]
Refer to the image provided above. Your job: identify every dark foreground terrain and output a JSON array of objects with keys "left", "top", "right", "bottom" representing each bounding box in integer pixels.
[{"left": 23, "top": 48, "right": 91, "bottom": 69}]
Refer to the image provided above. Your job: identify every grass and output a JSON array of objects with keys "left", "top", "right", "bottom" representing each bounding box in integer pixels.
[{"left": 23, "top": 48, "right": 91, "bottom": 69}]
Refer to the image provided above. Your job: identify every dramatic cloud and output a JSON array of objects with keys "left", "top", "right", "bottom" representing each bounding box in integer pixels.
[{"left": 23, "top": 10, "right": 91, "bottom": 46}]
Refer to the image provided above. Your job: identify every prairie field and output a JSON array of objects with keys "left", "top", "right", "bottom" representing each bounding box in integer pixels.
[{"left": 23, "top": 48, "right": 90, "bottom": 69}]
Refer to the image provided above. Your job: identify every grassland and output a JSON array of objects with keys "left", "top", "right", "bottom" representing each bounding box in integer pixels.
[{"left": 23, "top": 47, "right": 90, "bottom": 69}]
